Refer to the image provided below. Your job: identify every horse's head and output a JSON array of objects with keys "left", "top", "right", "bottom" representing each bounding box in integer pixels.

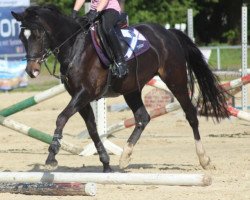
[
  {"left": 11, "top": 5, "right": 77, "bottom": 78},
  {"left": 11, "top": 7, "right": 50, "bottom": 78}
]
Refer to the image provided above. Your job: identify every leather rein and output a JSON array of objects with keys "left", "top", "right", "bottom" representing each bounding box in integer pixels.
[{"left": 23, "top": 23, "right": 84, "bottom": 79}]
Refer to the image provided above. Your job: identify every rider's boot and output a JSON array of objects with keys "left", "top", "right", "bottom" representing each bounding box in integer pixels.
[{"left": 108, "top": 29, "right": 129, "bottom": 78}]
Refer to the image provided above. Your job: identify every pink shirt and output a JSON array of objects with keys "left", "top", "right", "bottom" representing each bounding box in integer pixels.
[{"left": 90, "top": 0, "right": 121, "bottom": 12}]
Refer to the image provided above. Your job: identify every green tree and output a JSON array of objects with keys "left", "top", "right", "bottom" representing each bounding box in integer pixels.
[
  {"left": 125, "top": 0, "right": 197, "bottom": 26},
  {"left": 194, "top": 0, "right": 243, "bottom": 44},
  {"left": 31, "top": 0, "right": 92, "bottom": 15},
  {"left": 30, "top": 0, "right": 248, "bottom": 45}
]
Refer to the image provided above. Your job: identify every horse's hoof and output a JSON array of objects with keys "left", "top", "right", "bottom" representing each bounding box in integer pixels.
[
  {"left": 200, "top": 156, "right": 215, "bottom": 170},
  {"left": 119, "top": 144, "right": 133, "bottom": 169},
  {"left": 119, "top": 157, "right": 131, "bottom": 169},
  {"left": 102, "top": 162, "right": 113, "bottom": 173},
  {"left": 44, "top": 159, "right": 58, "bottom": 171},
  {"left": 44, "top": 164, "right": 58, "bottom": 171},
  {"left": 203, "top": 164, "right": 216, "bottom": 170},
  {"left": 103, "top": 167, "right": 113, "bottom": 173}
]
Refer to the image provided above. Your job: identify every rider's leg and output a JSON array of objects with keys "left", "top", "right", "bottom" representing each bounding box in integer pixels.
[{"left": 101, "top": 9, "right": 128, "bottom": 78}]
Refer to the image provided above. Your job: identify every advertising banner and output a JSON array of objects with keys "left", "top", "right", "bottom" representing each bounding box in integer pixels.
[
  {"left": 0, "top": 58, "right": 28, "bottom": 90},
  {"left": 0, "top": 6, "right": 25, "bottom": 55},
  {"left": 0, "top": 0, "right": 29, "bottom": 91},
  {"left": 0, "top": 0, "right": 30, "bottom": 7}
]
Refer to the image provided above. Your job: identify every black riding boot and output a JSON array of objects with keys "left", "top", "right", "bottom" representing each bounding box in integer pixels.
[{"left": 108, "top": 29, "right": 129, "bottom": 78}]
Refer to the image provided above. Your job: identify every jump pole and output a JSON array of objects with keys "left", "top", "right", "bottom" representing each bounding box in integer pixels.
[
  {"left": 108, "top": 101, "right": 181, "bottom": 135},
  {"left": 0, "top": 172, "right": 212, "bottom": 186},
  {"left": 0, "top": 84, "right": 65, "bottom": 117},
  {"left": 148, "top": 74, "right": 250, "bottom": 93},
  {"left": 0, "top": 182, "right": 96, "bottom": 196},
  {"left": 147, "top": 76, "right": 170, "bottom": 91},
  {"left": 98, "top": 74, "right": 250, "bottom": 137},
  {"left": 0, "top": 115, "right": 82, "bottom": 155},
  {"left": 78, "top": 101, "right": 181, "bottom": 139},
  {"left": 227, "top": 106, "right": 250, "bottom": 122},
  {"left": 80, "top": 98, "right": 123, "bottom": 156},
  {"left": 221, "top": 74, "right": 250, "bottom": 91}
]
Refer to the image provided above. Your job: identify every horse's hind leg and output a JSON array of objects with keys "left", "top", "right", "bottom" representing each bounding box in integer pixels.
[
  {"left": 78, "top": 103, "right": 112, "bottom": 172},
  {"left": 160, "top": 75, "right": 212, "bottom": 169},
  {"left": 119, "top": 90, "right": 150, "bottom": 169}
]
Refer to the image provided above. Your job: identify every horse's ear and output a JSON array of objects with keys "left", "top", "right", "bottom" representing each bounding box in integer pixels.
[{"left": 11, "top": 11, "right": 24, "bottom": 21}]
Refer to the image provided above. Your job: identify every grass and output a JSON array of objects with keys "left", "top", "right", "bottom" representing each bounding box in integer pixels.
[
  {"left": 13, "top": 78, "right": 60, "bottom": 92},
  {"left": 208, "top": 47, "right": 250, "bottom": 71}
]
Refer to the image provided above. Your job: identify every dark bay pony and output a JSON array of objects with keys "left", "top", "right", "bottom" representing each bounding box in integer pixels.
[{"left": 12, "top": 5, "right": 229, "bottom": 172}]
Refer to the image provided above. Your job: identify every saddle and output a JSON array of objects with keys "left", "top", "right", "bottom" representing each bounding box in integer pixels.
[{"left": 90, "top": 13, "right": 150, "bottom": 68}]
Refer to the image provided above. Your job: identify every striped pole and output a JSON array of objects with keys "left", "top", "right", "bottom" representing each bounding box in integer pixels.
[
  {"left": 0, "top": 84, "right": 65, "bottom": 117},
  {"left": 107, "top": 102, "right": 181, "bottom": 134},
  {"left": 227, "top": 106, "right": 250, "bottom": 122},
  {"left": 221, "top": 74, "right": 250, "bottom": 91},
  {"left": 146, "top": 76, "right": 169, "bottom": 91},
  {"left": 148, "top": 74, "right": 250, "bottom": 92},
  {"left": 77, "top": 101, "right": 181, "bottom": 139},
  {"left": 0, "top": 172, "right": 212, "bottom": 186},
  {"left": 0, "top": 115, "right": 81, "bottom": 155}
]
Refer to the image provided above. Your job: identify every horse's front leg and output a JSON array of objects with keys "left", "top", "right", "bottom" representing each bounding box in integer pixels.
[
  {"left": 79, "top": 103, "right": 112, "bottom": 173},
  {"left": 45, "top": 92, "right": 83, "bottom": 169}
]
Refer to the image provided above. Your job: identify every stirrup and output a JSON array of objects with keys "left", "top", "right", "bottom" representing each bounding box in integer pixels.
[{"left": 112, "top": 62, "right": 129, "bottom": 78}]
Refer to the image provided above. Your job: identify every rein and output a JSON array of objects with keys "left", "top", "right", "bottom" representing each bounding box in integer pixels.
[
  {"left": 24, "top": 22, "right": 86, "bottom": 79},
  {"left": 42, "top": 28, "right": 83, "bottom": 79}
]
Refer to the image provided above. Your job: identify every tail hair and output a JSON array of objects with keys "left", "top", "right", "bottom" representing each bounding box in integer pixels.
[{"left": 169, "top": 28, "right": 229, "bottom": 121}]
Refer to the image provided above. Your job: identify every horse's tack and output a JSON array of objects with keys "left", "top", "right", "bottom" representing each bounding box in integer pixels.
[{"left": 91, "top": 24, "right": 150, "bottom": 67}]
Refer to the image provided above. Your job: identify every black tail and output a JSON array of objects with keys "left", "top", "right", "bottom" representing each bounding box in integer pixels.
[{"left": 169, "top": 28, "right": 229, "bottom": 121}]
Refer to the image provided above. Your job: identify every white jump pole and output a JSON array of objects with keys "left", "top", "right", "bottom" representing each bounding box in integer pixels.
[{"left": 0, "top": 172, "right": 212, "bottom": 186}]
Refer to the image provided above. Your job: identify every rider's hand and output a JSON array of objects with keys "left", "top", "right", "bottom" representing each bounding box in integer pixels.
[
  {"left": 86, "top": 10, "right": 100, "bottom": 24},
  {"left": 71, "top": 10, "right": 78, "bottom": 19}
]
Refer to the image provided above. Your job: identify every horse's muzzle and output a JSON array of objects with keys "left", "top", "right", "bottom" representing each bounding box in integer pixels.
[{"left": 26, "top": 61, "right": 41, "bottom": 78}]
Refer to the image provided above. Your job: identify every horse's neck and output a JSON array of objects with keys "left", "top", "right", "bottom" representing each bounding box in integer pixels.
[{"left": 50, "top": 20, "right": 79, "bottom": 66}]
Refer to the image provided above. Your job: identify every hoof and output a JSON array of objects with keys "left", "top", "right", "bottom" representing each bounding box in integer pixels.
[
  {"left": 45, "top": 159, "right": 58, "bottom": 171},
  {"left": 103, "top": 167, "right": 113, "bottom": 173},
  {"left": 44, "top": 164, "right": 58, "bottom": 171},
  {"left": 200, "top": 156, "right": 215, "bottom": 170},
  {"left": 103, "top": 163, "right": 113, "bottom": 173},
  {"left": 119, "top": 144, "right": 133, "bottom": 169},
  {"left": 203, "top": 164, "right": 216, "bottom": 170}
]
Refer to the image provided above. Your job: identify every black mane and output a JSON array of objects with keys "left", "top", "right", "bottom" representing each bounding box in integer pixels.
[
  {"left": 21, "top": 4, "right": 78, "bottom": 31},
  {"left": 26, "top": 4, "right": 62, "bottom": 15}
]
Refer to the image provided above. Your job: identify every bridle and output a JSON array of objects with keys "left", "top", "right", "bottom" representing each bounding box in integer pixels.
[{"left": 23, "top": 22, "right": 83, "bottom": 79}]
